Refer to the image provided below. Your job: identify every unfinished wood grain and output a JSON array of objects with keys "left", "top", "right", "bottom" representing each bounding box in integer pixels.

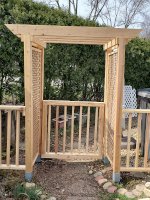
[
  {"left": 78, "top": 106, "right": 83, "bottom": 151},
  {"left": 0, "top": 105, "right": 25, "bottom": 110},
  {"left": 144, "top": 114, "right": 150, "bottom": 168},
  {"left": 6, "top": 24, "right": 141, "bottom": 40},
  {"left": 0, "top": 164, "right": 26, "bottom": 170},
  {"left": 99, "top": 105, "right": 105, "bottom": 158},
  {"left": 39, "top": 47, "right": 44, "bottom": 156},
  {"left": 135, "top": 113, "right": 142, "bottom": 167},
  {"left": 71, "top": 106, "right": 75, "bottom": 152},
  {"left": 47, "top": 106, "right": 51, "bottom": 153},
  {"left": 15, "top": 111, "right": 20, "bottom": 166},
  {"left": 113, "top": 38, "right": 126, "bottom": 174},
  {"left": 120, "top": 167, "right": 150, "bottom": 172},
  {"left": 63, "top": 106, "right": 67, "bottom": 153},
  {"left": 104, "top": 38, "right": 119, "bottom": 50},
  {"left": 44, "top": 100, "right": 104, "bottom": 107},
  {"left": 6, "top": 111, "right": 11, "bottom": 166},
  {"left": 94, "top": 107, "right": 98, "bottom": 152},
  {"left": 86, "top": 107, "right": 90, "bottom": 152},
  {"left": 123, "top": 109, "right": 150, "bottom": 114},
  {"left": 42, "top": 103, "right": 48, "bottom": 154},
  {"left": 41, "top": 152, "right": 100, "bottom": 160},
  {"left": 126, "top": 113, "right": 132, "bottom": 167},
  {"left": 24, "top": 35, "right": 33, "bottom": 173},
  {"left": 0, "top": 111, "right": 1, "bottom": 165},
  {"left": 55, "top": 106, "right": 59, "bottom": 153}
]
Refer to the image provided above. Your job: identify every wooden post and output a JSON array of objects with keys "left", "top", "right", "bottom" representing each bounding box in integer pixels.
[
  {"left": 103, "top": 48, "right": 111, "bottom": 164},
  {"left": 39, "top": 47, "right": 44, "bottom": 156},
  {"left": 113, "top": 38, "right": 126, "bottom": 182},
  {"left": 23, "top": 35, "right": 33, "bottom": 181},
  {"left": 0, "top": 111, "right": 1, "bottom": 165}
]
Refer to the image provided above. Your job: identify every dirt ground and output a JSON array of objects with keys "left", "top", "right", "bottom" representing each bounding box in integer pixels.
[
  {"left": 33, "top": 159, "right": 107, "bottom": 200},
  {"left": 1, "top": 159, "right": 150, "bottom": 200}
]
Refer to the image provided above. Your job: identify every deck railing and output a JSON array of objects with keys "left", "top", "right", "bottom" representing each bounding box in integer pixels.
[
  {"left": 0, "top": 105, "right": 25, "bottom": 170},
  {"left": 121, "top": 109, "right": 150, "bottom": 172},
  {"left": 42, "top": 100, "right": 105, "bottom": 161}
]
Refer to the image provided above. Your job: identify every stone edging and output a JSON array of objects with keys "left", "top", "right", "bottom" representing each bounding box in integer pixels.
[{"left": 93, "top": 171, "right": 150, "bottom": 200}]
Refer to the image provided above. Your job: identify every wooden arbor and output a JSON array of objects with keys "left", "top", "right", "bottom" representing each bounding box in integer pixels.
[{"left": 6, "top": 24, "right": 141, "bottom": 182}]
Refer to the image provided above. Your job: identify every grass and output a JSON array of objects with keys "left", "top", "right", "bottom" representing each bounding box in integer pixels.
[
  {"left": 13, "top": 184, "right": 41, "bottom": 200},
  {"left": 99, "top": 192, "right": 137, "bottom": 200}
]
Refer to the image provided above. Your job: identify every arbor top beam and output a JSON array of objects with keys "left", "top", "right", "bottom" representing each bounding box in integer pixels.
[{"left": 5, "top": 24, "right": 141, "bottom": 45}]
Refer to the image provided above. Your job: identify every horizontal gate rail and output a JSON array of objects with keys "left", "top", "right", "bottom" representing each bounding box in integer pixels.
[
  {"left": 121, "top": 108, "right": 150, "bottom": 172},
  {"left": 0, "top": 105, "right": 25, "bottom": 170},
  {"left": 42, "top": 100, "right": 105, "bottom": 161},
  {"left": 43, "top": 100, "right": 104, "bottom": 107}
]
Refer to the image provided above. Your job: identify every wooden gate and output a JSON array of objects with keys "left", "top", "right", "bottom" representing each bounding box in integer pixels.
[{"left": 41, "top": 100, "right": 105, "bottom": 161}]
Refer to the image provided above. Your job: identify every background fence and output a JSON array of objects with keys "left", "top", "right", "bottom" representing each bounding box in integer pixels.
[{"left": 0, "top": 105, "right": 25, "bottom": 170}]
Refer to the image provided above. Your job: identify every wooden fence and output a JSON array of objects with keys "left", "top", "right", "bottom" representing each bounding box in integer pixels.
[
  {"left": 0, "top": 105, "right": 25, "bottom": 170},
  {"left": 42, "top": 100, "right": 105, "bottom": 161},
  {"left": 121, "top": 109, "right": 150, "bottom": 172}
]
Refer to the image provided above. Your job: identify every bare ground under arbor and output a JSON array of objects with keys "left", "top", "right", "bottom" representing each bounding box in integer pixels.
[{"left": 33, "top": 160, "right": 104, "bottom": 200}]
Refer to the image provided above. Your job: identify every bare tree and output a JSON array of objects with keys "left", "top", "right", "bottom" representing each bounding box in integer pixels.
[
  {"left": 47, "top": 0, "right": 79, "bottom": 15},
  {"left": 141, "top": 13, "right": 150, "bottom": 38},
  {"left": 46, "top": 0, "right": 60, "bottom": 8},
  {"left": 68, "top": 0, "right": 79, "bottom": 15},
  {"left": 88, "top": 0, "right": 150, "bottom": 27},
  {"left": 88, "top": 0, "right": 108, "bottom": 21}
]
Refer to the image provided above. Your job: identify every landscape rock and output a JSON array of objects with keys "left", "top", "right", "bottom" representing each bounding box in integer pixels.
[
  {"left": 107, "top": 186, "right": 117, "bottom": 193},
  {"left": 40, "top": 194, "right": 47, "bottom": 200},
  {"left": 98, "top": 178, "right": 107, "bottom": 186},
  {"left": 25, "top": 182, "right": 36, "bottom": 188},
  {"left": 89, "top": 170, "right": 93, "bottom": 175},
  {"left": 95, "top": 175, "right": 104, "bottom": 181},
  {"left": 132, "top": 189, "right": 142, "bottom": 197},
  {"left": 94, "top": 171, "right": 102, "bottom": 177},
  {"left": 144, "top": 188, "right": 150, "bottom": 197},
  {"left": 47, "top": 197, "right": 56, "bottom": 200},
  {"left": 117, "top": 188, "right": 127, "bottom": 195},
  {"left": 136, "top": 184, "right": 146, "bottom": 192},
  {"left": 145, "top": 182, "right": 150, "bottom": 188},
  {"left": 125, "top": 191, "right": 136, "bottom": 199},
  {"left": 101, "top": 169, "right": 106, "bottom": 174},
  {"left": 103, "top": 182, "right": 112, "bottom": 190}
]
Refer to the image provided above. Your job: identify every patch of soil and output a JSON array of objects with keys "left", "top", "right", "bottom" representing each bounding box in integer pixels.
[
  {"left": 33, "top": 159, "right": 108, "bottom": 200},
  {"left": 0, "top": 170, "right": 24, "bottom": 200}
]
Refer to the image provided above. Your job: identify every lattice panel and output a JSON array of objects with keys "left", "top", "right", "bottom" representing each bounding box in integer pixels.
[
  {"left": 123, "top": 85, "right": 137, "bottom": 118},
  {"left": 106, "top": 52, "right": 117, "bottom": 162},
  {"left": 32, "top": 48, "right": 42, "bottom": 161}
]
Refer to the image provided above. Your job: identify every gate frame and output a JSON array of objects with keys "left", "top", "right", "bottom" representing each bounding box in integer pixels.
[{"left": 5, "top": 24, "right": 141, "bottom": 182}]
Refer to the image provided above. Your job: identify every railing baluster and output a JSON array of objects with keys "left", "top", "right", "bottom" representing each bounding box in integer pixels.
[
  {"left": 86, "top": 107, "right": 90, "bottom": 152},
  {"left": 6, "top": 111, "right": 11, "bottom": 166},
  {"left": 63, "top": 106, "right": 67, "bottom": 153},
  {"left": 99, "top": 106, "right": 104, "bottom": 157},
  {"left": 47, "top": 105, "right": 51, "bottom": 153},
  {"left": 144, "top": 114, "right": 150, "bottom": 168},
  {"left": 0, "top": 110, "right": 1, "bottom": 165},
  {"left": 55, "top": 106, "right": 59, "bottom": 153},
  {"left": 135, "top": 113, "right": 141, "bottom": 167},
  {"left": 78, "top": 106, "right": 83, "bottom": 151},
  {"left": 71, "top": 106, "right": 75, "bottom": 152},
  {"left": 94, "top": 107, "right": 98, "bottom": 152},
  {"left": 126, "top": 113, "right": 132, "bottom": 167},
  {"left": 15, "top": 111, "right": 20, "bottom": 166}
]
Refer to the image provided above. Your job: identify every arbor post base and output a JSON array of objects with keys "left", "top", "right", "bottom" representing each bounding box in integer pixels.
[
  {"left": 25, "top": 172, "right": 33, "bottom": 182},
  {"left": 112, "top": 172, "right": 120, "bottom": 183}
]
